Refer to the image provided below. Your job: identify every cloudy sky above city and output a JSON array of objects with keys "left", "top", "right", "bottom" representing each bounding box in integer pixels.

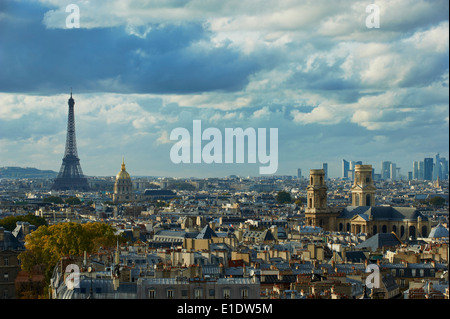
[{"left": 0, "top": 0, "right": 448, "bottom": 178}]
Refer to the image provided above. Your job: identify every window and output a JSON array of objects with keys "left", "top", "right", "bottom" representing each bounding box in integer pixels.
[
  {"left": 420, "top": 269, "right": 424, "bottom": 277},
  {"left": 167, "top": 289, "right": 174, "bottom": 299},
  {"left": 149, "top": 289, "right": 156, "bottom": 299},
  {"left": 366, "top": 194, "right": 371, "bottom": 206},
  {"left": 3, "top": 273, "right": 9, "bottom": 282},
  {"left": 209, "top": 289, "right": 215, "bottom": 297},
  {"left": 181, "top": 290, "right": 188, "bottom": 297},
  {"left": 411, "top": 269, "right": 416, "bottom": 277},
  {"left": 223, "top": 288, "right": 231, "bottom": 299},
  {"left": 3, "top": 257, "right": 9, "bottom": 266}
]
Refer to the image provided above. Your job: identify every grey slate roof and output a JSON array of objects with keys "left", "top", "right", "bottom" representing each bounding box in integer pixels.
[
  {"left": 196, "top": 225, "right": 217, "bottom": 239},
  {"left": 428, "top": 224, "right": 449, "bottom": 238},
  {"left": 339, "top": 206, "right": 427, "bottom": 221},
  {"left": 356, "top": 233, "right": 401, "bottom": 250}
]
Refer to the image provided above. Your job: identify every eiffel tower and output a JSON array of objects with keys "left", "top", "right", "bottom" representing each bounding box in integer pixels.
[{"left": 52, "top": 91, "right": 90, "bottom": 191}]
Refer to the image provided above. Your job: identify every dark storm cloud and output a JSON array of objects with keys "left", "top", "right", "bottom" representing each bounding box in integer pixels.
[{"left": 0, "top": 1, "right": 264, "bottom": 95}]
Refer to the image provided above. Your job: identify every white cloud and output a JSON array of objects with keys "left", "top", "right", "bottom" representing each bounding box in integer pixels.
[{"left": 291, "top": 104, "right": 346, "bottom": 125}]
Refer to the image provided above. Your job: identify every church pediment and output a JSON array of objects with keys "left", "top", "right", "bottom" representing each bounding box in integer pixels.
[{"left": 350, "top": 214, "right": 369, "bottom": 223}]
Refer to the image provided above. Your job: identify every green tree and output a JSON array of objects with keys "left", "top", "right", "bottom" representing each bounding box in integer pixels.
[
  {"left": 43, "top": 196, "right": 64, "bottom": 204},
  {"left": 276, "top": 191, "right": 292, "bottom": 204},
  {"left": 294, "top": 197, "right": 305, "bottom": 206},
  {"left": 65, "top": 197, "right": 81, "bottom": 206},
  {"left": 429, "top": 196, "right": 446, "bottom": 207},
  {"left": 18, "top": 222, "right": 123, "bottom": 285},
  {"left": 0, "top": 214, "right": 47, "bottom": 232}
]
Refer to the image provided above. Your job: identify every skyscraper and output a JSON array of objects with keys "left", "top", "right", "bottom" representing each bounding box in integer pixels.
[
  {"left": 441, "top": 157, "right": 449, "bottom": 180},
  {"left": 390, "top": 163, "right": 397, "bottom": 181},
  {"left": 424, "top": 158, "right": 433, "bottom": 181},
  {"left": 413, "top": 161, "right": 419, "bottom": 180},
  {"left": 297, "top": 168, "right": 302, "bottom": 179},
  {"left": 419, "top": 161, "right": 424, "bottom": 180},
  {"left": 322, "top": 163, "right": 328, "bottom": 180},
  {"left": 342, "top": 159, "right": 349, "bottom": 179},
  {"left": 433, "top": 153, "right": 441, "bottom": 181},
  {"left": 381, "top": 161, "right": 391, "bottom": 180},
  {"left": 52, "top": 92, "right": 90, "bottom": 191}
]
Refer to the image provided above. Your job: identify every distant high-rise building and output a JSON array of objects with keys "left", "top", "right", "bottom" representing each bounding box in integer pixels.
[
  {"left": 413, "top": 161, "right": 419, "bottom": 180},
  {"left": 424, "top": 158, "right": 433, "bottom": 181},
  {"left": 433, "top": 153, "right": 441, "bottom": 181},
  {"left": 297, "top": 168, "right": 302, "bottom": 179},
  {"left": 390, "top": 163, "right": 397, "bottom": 181},
  {"left": 342, "top": 159, "right": 349, "bottom": 178},
  {"left": 440, "top": 157, "right": 448, "bottom": 180},
  {"left": 322, "top": 163, "right": 328, "bottom": 180},
  {"left": 350, "top": 161, "right": 355, "bottom": 171},
  {"left": 419, "top": 161, "right": 424, "bottom": 180},
  {"left": 381, "top": 161, "right": 391, "bottom": 180},
  {"left": 408, "top": 171, "right": 413, "bottom": 180}
]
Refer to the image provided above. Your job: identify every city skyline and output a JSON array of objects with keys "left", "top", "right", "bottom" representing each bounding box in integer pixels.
[{"left": 0, "top": 0, "right": 449, "bottom": 179}]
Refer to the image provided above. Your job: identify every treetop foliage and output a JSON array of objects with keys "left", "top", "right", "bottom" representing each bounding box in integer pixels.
[{"left": 18, "top": 222, "right": 122, "bottom": 283}]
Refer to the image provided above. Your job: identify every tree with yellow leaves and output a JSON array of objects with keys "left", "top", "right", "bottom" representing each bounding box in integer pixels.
[{"left": 18, "top": 222, "right": 121, "bottom": 284}]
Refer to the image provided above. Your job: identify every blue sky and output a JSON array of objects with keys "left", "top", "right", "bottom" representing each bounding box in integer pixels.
[{"left": 0, "top": 0, "right": 448, "bottom": 178}]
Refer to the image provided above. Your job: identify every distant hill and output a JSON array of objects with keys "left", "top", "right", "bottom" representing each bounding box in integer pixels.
[{"left": 0, "top": 167, "right": 58, "bottom": 179}]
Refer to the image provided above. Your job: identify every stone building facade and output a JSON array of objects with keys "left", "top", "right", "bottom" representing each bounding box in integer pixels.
[{"left": 304, "top": 165, "right": 431, "bottom": 240}]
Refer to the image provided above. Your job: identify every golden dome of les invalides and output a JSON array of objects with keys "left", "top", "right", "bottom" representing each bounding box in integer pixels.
[
  {"left": 113, "top": 158, "right": 133, "bottom": 202},
  {"left": 116, "top": 158, "right": 131, "bottom": 180}
]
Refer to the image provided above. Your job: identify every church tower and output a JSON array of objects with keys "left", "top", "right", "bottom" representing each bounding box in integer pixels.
[
  {"left": 113, "top": 158, "right": 133, "bottom": 203},
  {"left": 351, "top": 165, "right": 376, "bottom": 206},
  {"left": 304, "top": 169, "right": 338, "bottom": 230}
]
